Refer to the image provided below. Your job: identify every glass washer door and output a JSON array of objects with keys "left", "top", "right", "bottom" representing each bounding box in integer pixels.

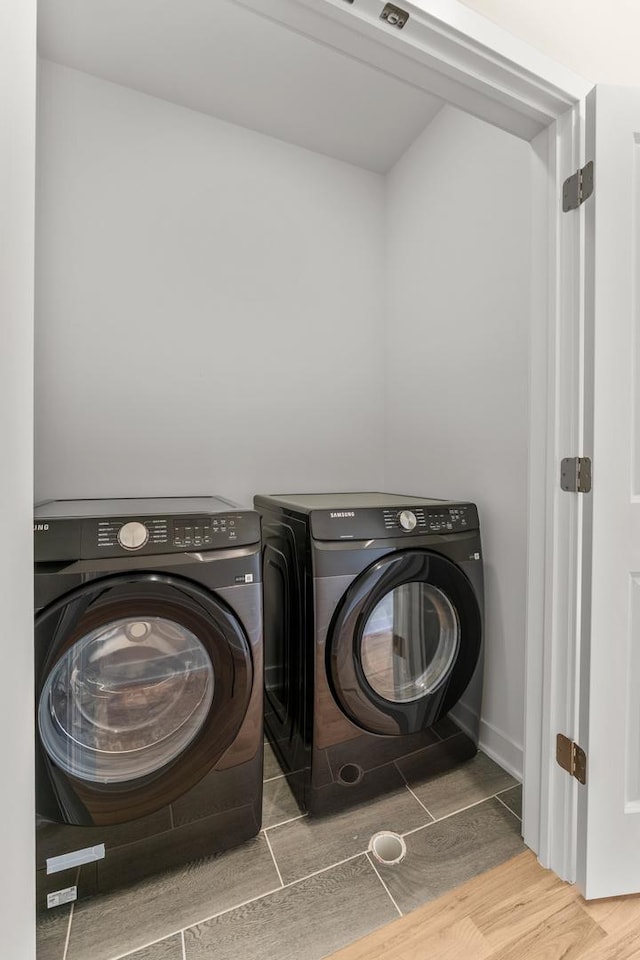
[
  {"left": 328, "top": 550, "right": 482, "bottom": 736},
  {"left": 35, "top": 572, "right": 253, "bottom": 826},
  {"left": 39, "top": 615, "right": 215, "bottom": 784},
  {"left": 360, "top": 582, "right": 460, "bottom": 704}
]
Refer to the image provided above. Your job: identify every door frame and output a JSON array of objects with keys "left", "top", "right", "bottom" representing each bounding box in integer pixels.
[
  {"left": 2, "top": 0, "right": 37, "bottom": 955},
  {"left": 525, "top": 102, "right": 588, "bottom": 882}
]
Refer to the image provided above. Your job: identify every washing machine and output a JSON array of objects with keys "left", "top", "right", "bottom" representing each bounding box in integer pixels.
[
  {"left": 34, "top": 496, "right": 263, "bottom": 910},
  {"left": 254, "top": 492, "right": 484, "bottom": 816}
]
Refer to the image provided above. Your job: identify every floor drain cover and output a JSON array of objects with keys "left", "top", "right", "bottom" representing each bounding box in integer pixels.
[{"left": 369, "top": 831, "right": 406, "bottom": 865}]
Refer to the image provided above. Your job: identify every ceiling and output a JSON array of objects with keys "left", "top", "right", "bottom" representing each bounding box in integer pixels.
[
  {"left": 458, "top": 0, "right": 640, "bottom": 86},
  {"left": 37, "top": 0, "right": 444, "bottom": 173}
]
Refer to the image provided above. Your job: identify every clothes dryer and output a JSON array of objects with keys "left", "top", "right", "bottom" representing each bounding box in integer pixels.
[
  {"left": 254, "top": 492, "right": 484, "bottom": 816},
  {"left": 35, "top": 497, "right": 262, "bottom": 910}
]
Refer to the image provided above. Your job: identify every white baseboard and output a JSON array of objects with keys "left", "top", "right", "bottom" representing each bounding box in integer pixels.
[
  {"left": 479, "top": 718, "right": 523, "bottom": 781},
  {"left": 450, "top": 700, "right": 523, "bottom": 781},
  {"left": 448, "top": 697, "right": 479, "bottom": 741}
]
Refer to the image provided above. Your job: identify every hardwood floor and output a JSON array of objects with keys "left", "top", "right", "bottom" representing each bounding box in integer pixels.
[{"left": 327, "top": 850, "right": 640, "bottom": 960}]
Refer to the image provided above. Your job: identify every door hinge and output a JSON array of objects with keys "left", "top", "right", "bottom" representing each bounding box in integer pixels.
[
  {"left": 556, "top": 733, "right": 587, "bottom": 784},
  {"left": 563, "top": 161, "right": 594, "bottom": 211},
  {"left": 560, "top": 456, "right": 592, "bottom": 493}
]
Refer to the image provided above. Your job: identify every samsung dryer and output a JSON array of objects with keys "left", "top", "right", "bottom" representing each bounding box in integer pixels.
[
  {"left": 34, "top": 496, "right": 263, "bottom": 910},
  {"left": 254, "top": 492, "right": 484, "bottom": 816}
]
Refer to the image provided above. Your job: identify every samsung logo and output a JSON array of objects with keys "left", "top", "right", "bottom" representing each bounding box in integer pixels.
[
  {"left": 33, "top": 523, "right": 49, "bottom": 532},
  {"left": 329, "top": 511, "right": 355, "bottom": 519}
]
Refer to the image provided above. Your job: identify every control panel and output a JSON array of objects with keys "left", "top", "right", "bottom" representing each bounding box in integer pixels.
[
  {"left": 172, "top": 515, "right": 239, "bottom": 549},
  {"left": 310, "top": 503, "right": 479, "bottom": 541},
  {"left": 97, "top": 517, "right": 169, "bottom": 551},
  {"left": 95, "top": 514, "right": 251, "bottom": 552},
  {"left": 33, "top": 511, "right": 261, "bottom": 562},
  {"left": 382, "top": 506, "right": 473, "bottom": 534}
]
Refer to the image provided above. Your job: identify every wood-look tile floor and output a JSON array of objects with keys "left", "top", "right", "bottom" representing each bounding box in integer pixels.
[
  {"left": 328, "top": 849, "right": 640, "bottom": 960},
  {"left": 36, "top": 744, "right": 525, "bottom": 960}
]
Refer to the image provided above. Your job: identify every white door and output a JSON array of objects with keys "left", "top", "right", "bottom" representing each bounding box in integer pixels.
[{"left": 577, "top": 84, "right": 640, "bottom": 899}]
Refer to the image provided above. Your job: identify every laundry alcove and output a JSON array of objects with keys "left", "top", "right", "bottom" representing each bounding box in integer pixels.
[{"left": 32, "top": 0, "right": 583, "bottom": 888}]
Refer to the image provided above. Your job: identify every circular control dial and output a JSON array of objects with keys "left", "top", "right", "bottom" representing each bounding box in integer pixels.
[
  {"left": 398, "top": 510, "right": 417, "bottom": 532},
  {"left": 117, "top": 521, "right": 149, "bottom": 551}
]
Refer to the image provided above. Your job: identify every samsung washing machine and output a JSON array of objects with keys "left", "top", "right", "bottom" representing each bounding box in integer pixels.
[
  {"left": 34, "top": 496, "right": 263, "bottom": 910},
  {"left": 254, "top": 492, "right": 484, "bottom": 816}
]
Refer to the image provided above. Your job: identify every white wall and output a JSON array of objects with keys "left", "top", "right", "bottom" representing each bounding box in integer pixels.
[
  {"left": 458, "top": 0, "right": 640, "bottom": 86},
  {"left": 385, "top": 105, "right": 531, "bottom": 776},
  {"left": 35, "top": 60, "right": 386, "bottom": 506},
  {"left": 0, "top": 2, "right": 37, "bottom": 958}
]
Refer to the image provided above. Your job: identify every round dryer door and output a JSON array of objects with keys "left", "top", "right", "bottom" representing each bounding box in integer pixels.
[
  {"left": 327, "top": 551, "right": 482, "bottom": 736},
  {"left": 36, "top": 573, "right": 253, "bottom": 826}
]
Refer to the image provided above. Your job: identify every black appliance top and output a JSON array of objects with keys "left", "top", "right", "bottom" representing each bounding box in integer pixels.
[
  {"left": 255, "top": 492, "right": 446, "bottom": 511},
  {"left": 34, "top": 496, "right": 261, "bottom": 562},
  {"left": 34, "top": 496, "right": 239, "bottom": 519},
  {"left": 254, "top": 492, "right": 480, "bottom": 541}
]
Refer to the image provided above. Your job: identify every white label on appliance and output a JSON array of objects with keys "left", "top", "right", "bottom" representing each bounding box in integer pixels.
[
  {"left": 47, "top": 886, "right": 77, "bottom": 909},
  {"left": 244, "top": 573, "right": 254, "bottom": 583}
]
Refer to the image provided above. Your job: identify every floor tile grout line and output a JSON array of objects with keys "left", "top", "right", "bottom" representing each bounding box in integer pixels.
[
  {"left": 494, "top": 792, "right": 522, "bottom": 822},
  {"left": 393, "top": 759, "right": 436, "bottom": 822},
  {"left": 117, "top": 852, "right": 376, "bottom": 960},
  {"left": 61, "top": 900, "right": 74, "bottom": 960},
  {"left": 277, "top": 850, "right": 366, "bottom": 888},
  {"left": 365, "top": 851, "right": 403, "bottom": 919},
  {"left": 401, "top": 818, "right": 437, "bottom": 840},
  {"left": 493, "top": 782, "right": 520, "bottom": 798},
  {"left": 405, "top": 782, "right": 436, "bottom": 823},
  {"left": 61, "top": 866, "right": 79, "bottom": 960},
  {"left": 495, "top": 783, "right": 522, "bottom": 799},
  {"left": 263, "top": 829, "right": 285, "bottom": 887},
  {"left": 263, "top": 772, "right": 287, "bottom": 783},
  {"left": 393, "top": 758, "right": 409, "bottom": 785},
  {"left": 105, "top": 854, "right": 372, "bottom": 960},
  {"left": 105, "top": 885, "right": 283, "bottom": 960},
  {"left": 431, "top": 791, "right": 517, "bottom": 824},
  {"left": 180, "top": 928, "right": 187, "bottom": 960},
  {"left": 262, "top": 811, "right": 307, "bottom": 832},
  {"left": 401, "top": 795, "right": 499, "bottom": 838},
  {"left": 108, "top": 930, "right": 193, "bottom": 960}
]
